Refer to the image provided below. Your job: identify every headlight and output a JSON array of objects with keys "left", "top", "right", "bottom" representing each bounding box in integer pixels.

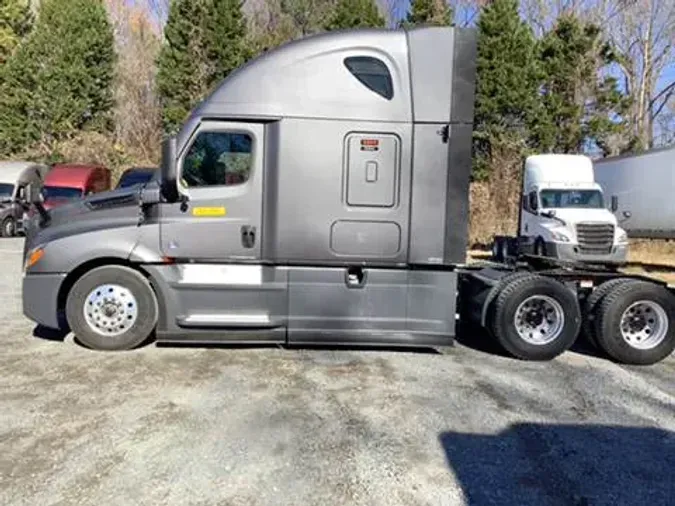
[
  {"left": 617, "top": 231, "right": 628, "bottom": 244},
  {"left": 551, "top": 231, "right": 571, "bottom": 242}
]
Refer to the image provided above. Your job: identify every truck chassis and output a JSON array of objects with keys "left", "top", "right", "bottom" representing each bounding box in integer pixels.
[{"left": 458, "top": 255, "right": 675, "bottom": 365}]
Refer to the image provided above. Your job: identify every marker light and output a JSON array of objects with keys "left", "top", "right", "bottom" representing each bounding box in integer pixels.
[{"left": 25, "top": 247, "right": 45, "bottom": 270}]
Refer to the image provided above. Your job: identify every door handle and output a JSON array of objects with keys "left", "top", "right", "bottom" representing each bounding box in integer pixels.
[{"left": 241, "top": 225, "right": 256, "bottom": 248}]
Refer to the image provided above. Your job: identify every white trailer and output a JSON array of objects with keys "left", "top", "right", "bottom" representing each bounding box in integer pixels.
[{"left": 593, "top": 145, "right": 675, "bottom": 239}]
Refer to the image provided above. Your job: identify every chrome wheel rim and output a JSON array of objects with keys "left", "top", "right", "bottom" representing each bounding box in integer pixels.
[
  {"left": 620, "top": 300, "right": 668, "bottom": 350},
  {"left": 83, "top": 284, "right": 138, "bottom": 337},
  {"left": 514, "top": 295, "right": 565, "bottom": 345}
]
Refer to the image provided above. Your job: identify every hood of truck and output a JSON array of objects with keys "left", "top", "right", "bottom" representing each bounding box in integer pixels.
[
  {"left": 543, "top": 208, "right": 618, "bottom": 227},
  {"left": 24, "top": 185, "right": 143, "bottom": 247}
]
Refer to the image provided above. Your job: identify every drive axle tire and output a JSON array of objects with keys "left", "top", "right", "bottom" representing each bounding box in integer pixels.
[
  {"left": 488, "top": 274, "right": 581, "bottom": 361},
  {"left": 582, "top": 278, "right": 638, "bottom": 350},
  {"left": 593, "top": 281, "right": 675, "bottom": 365},
  {"left": 65, "top": 265, "right": 158, "bottom": 351}
]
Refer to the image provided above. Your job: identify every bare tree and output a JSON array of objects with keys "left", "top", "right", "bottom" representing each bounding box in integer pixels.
[{"left": 105, "top": 0, "right": 163, "bottom": 163}]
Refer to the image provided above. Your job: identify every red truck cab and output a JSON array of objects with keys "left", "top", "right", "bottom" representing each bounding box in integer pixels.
[{"left": 42, "top": 164, "right": 111, "bottom": 210}]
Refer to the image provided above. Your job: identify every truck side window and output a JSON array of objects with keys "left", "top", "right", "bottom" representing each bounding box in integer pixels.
[
  {"left": 344, "top": 56, "right": 394, "bottom": 100},
  {"left": 182, "top": 131, "right": 253, "bottom": 187}
]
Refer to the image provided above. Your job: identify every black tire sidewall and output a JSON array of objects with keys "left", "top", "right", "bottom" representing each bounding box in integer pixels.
[
  {"left": 65, "top": 266, "right": 158, "bottom": 351},
  {"left": 2, "top": 217, "right": 15, "bottom": 237},
  {"left": 493, "top": 278, "right": 581, "bottom": 360},
  {"left": 597, "top": 283, "right": 675, "bottom": 365},
  {"left": 582, "top": 278, "right": 635, "bottom": 349}
]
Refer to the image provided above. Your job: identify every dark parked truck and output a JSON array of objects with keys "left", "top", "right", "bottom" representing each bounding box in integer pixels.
[
  {"left": 116, "top": 167, "right": 158, "bottom": 189},
  {"left": 0, "top": 161, "right": 50, "bottom": 237},
  {"left": 19, "top": 26, "right": 675, "bottom": 365}
]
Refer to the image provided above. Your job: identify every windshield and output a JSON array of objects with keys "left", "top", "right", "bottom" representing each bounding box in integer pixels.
[
  {"left": 539, "top": 189, "right": 604, "bottom": 209},
  {"left": 0, "top": 183, "right": 14, "bottom": 201},
  {"left": 43, "top": 185, "right": 83, "bottom": 201}
]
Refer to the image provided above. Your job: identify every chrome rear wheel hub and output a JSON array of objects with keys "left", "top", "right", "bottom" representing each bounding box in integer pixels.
[{"left": 620, "top": 300, "right": 668, "bottom": 350}]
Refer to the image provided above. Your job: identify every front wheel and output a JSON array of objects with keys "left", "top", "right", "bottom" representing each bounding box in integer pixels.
[
  {"left": 488, "top": 274, "right": 581, "bottom": 361},
  {"left": 65, "top": 265, "right": 158, "bottom": 351},
  {"left": 594, "top": 281, "right": 675, "bottom": 365},
  {"left": 1, "top": 217, "right": 16, "bottom": 237}
]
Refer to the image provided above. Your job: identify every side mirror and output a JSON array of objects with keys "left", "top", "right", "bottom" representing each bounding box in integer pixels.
[
  {"left": 160, "top": 135, "right": 179, "bottom": 203},
  {"left": 623, "top": 210, "right": 632, "bottom": 219},
  {"left": 611, "top": 195, "right": 619, "bottom": 212}
]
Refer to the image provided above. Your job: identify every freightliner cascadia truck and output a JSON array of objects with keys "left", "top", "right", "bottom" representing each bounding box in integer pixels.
[
  {"left": 492, "top": 153, "right": 629, "bottom": 264},
  {"left": 18, "top": 26, "right": 675, "bottom": 365}
]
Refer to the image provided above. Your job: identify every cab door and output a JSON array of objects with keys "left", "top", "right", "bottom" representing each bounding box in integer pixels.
[{"left": 160, "top": 121, "right": 264, "bottom": 261}]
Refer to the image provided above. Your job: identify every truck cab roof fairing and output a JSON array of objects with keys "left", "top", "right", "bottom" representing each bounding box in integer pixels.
[{"left": 176, "top": 29, "right": 412, "bottom": 143}]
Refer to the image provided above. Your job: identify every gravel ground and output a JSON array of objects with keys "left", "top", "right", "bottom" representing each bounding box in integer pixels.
[{"left": 0, "top": 237, "right": 673, "bottom": 506}]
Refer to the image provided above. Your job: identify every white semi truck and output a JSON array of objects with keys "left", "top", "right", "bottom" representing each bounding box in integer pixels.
[{"left": 493, "top": 154, "right": 629, "bottom": 265}]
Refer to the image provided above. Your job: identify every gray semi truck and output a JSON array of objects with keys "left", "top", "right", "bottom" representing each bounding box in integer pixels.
[{"left": 18, "top": 26, "right": 675, "bottom": 365}]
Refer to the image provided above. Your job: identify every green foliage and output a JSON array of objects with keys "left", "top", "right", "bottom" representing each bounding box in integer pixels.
[
  {"left": 534, "top": 14, "right": 631, "bottom": 156},
  {"left": 205, "top": 0, "right": 251, "bottom": 86},
  {"left": 279, "top": 0, "right": 334, "bottom": 37},
  {"left": 323, "top": 0, "right": 385, "bottom": 31},
  {"left": 402, "top": 0, "right": 453, "bottom": 28},
  {"left": 0, "top": 0, "right": 33, "bottom": 64},
  {"left": 156, "top": 0, "right": 211, "bottom": 135},
  {"left": 0, "top": 0, "right": 115, "bottom": 156},
  {"left": 156, "top": 0, "right": 250, "bottom": 135},
  {"left": 472, "top": 0, "right": 541, "bottom": 180}
]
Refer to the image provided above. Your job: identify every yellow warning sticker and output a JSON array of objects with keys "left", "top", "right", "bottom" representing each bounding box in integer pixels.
[{"left": 192, "top": 206, "right": 227, "bottom": 217}]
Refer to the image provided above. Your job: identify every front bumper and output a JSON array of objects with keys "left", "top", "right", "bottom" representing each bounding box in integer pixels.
[
  {"left": 547, "top": 242, "right": 628, "bottom": 264},
  {"left": 22, "top": 272, "right": 67, "bottom": 329}
]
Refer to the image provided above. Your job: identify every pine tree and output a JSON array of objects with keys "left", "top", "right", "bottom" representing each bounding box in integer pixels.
[
  {"left": 0, "top": 0, "right": 33, "bottom": 64},
  {"left": 205, "top": 0, "right": 250, "bottom": 84},
  {"left": 156, "top": 0, "right": 211, "bottom": 135},
  {"left": 323, "top": 0, "right": 385, "bottom": 31},
  {"left": 534, "top": 14, "right": 631, "bottom": 156},
  {"left": 402, "top": 0, "right": 452, "bottom": 28},
  {"left": 0, "top": 0, "right": 115, "bottom": 156},
  {"left": 472, "top": 0, "right": 541, "bottom": 180},
  {"left": 156, "top": 0, "right": 250, "bottom": 134}
]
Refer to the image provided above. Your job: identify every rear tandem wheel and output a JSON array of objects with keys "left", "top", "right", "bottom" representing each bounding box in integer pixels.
[
  {"left": 592, "top": 280, "right": 675, "bottom": 365},
  {"left": 486, "top": 274, "right": 581, "bottom": 361}
]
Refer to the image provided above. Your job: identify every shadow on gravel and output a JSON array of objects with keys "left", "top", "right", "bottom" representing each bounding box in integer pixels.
[
  {"left": 439, "top": 423, "right": 675, "bottom": 506},
  {"left": 156, "top": 342, "right": 441, "bottom": 355},
  {"left": 32, "top": 324, "right": 68, "bottom": 342},
  {"left": 453, "top": 322, "right": 510, "bottom": 358},
  {"left": 454, "top": 322, "right": 613, "bottom": 362}
]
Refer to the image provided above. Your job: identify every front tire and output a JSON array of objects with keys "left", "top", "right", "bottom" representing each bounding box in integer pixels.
[
  {"left": 594, "top": 281, "right": 675, "bottom": 365},
  {"left": 1, "top": 217, "right": 16, "bottom": 237},
  {"left": 488, "top": 274, "right": 581, "bottom": 361},
  {"left": 65, "top": 265, "right": 158, "bottom": 351}
]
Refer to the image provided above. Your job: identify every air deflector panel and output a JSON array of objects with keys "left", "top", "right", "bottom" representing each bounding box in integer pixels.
[{"left": 345, "top": 133, "right": 399, "bottom": 208}]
